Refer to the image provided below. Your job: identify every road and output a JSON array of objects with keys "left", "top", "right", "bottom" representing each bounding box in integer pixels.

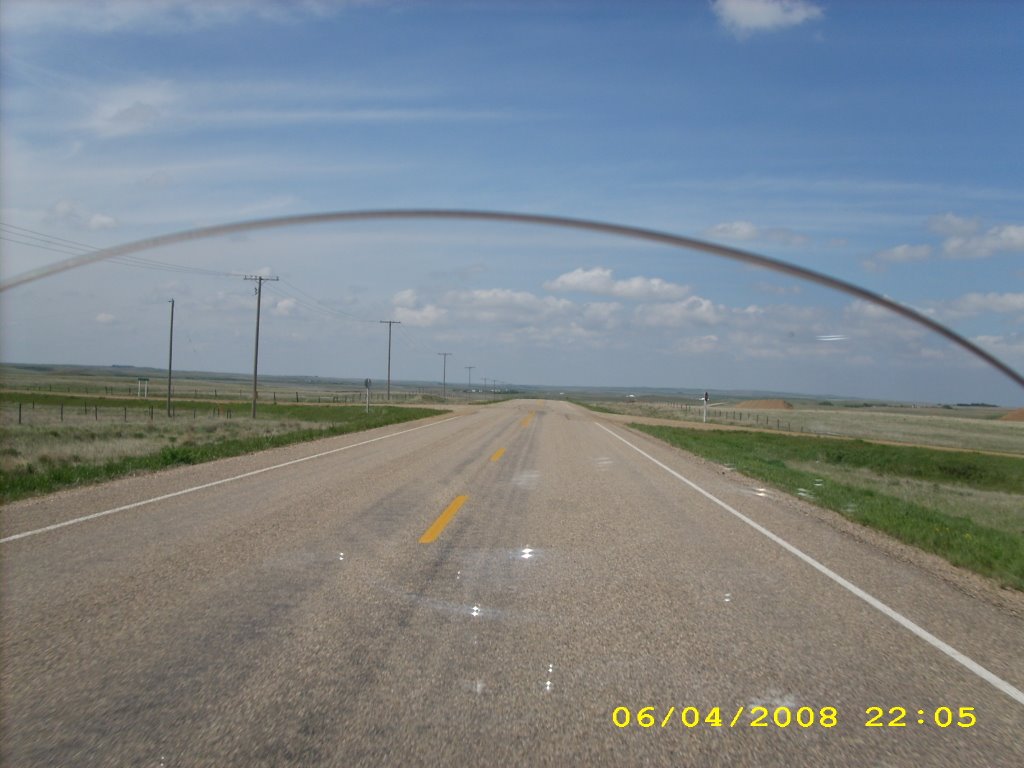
[{"left": 2, "top": 399, "right": 1022, "bottom": 766}]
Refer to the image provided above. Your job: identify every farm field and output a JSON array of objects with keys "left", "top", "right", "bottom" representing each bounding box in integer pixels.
[
  {"left": 586, "top": 398, "right": 1024, "bottom": 455},
  {"left": 0, "top": 391, "right": 446, "bottom": 503},
  {"left": 0, "top": 362, "right": 469, "bottom": 405}
]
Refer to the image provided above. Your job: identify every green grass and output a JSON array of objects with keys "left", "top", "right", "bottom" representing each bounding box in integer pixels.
[
  {"left": 569, "top": 399, "right": 618, "bottom": 414},
  {"left": 631, "top": 424, "right": 1024, "bottom": 590},
  {"left": 0, "top": 404, "right": 445, "bottom": 503}
]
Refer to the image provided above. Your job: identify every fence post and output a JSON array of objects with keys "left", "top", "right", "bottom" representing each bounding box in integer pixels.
[
  {"left": 18, "top": 402, "right": 22, "bottom": 424},
  {"left": 124, "top": 407, "right": 127, "bottom": 422}
]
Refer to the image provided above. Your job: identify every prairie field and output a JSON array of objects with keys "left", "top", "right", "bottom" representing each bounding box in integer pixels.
[
  {"left": 0, "top": 391, "right": 445, "bottom": 503},
  {"left": 589, "top": 398, "right": 1024, "bottom": 455}
]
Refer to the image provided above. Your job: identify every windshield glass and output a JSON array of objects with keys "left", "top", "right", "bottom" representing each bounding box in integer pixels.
[{"left": 2, "top": 3, "right": 1022, "bottom": 766}]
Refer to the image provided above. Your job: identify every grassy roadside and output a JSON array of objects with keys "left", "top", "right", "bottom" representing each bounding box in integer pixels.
[
  {"left": 0, "top": 403, "right": 446, "bottom": 503},
  {"left": 567, "top": 399, "right": 618, "bottom": 414},
  {"left": 629, "top": 424, "right": 1024, "bottom": 591}
]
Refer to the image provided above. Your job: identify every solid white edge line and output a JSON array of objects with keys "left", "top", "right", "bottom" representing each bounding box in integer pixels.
[
  {"left": 1, "top": 415, "right": 462, "bottom": 544},
  {"left": 596, "top": 422, "right": 1024, "bottom": 707}
]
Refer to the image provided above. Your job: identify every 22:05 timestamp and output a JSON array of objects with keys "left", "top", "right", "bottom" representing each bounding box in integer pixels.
[{"left": 866, "top": 707, "right": 976, "bottom": 728}]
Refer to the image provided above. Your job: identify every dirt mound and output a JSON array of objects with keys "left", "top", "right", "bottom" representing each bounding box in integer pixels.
[
  {"left": 1001, "top": 408, "right": 1024, "bottom": 421},
  {"left": 734, "top": 399, "right": 794, "bottom": 410}
]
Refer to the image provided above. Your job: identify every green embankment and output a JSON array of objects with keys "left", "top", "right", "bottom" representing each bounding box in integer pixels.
[{"left": 630, "top": 424, "right": 1024, "bottom": 591}]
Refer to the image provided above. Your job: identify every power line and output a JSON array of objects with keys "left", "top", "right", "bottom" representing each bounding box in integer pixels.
[
  {"left": 265, "top": 280, "right": 377, "bottom": 325},
  {"left": 0, "top": 222, "right": 244, "bottom": 278},
  {"left": 0, "top": 235, "right": 85, "bottom": 257},
  {"left": 395, "top": 322, "right": 434, "bottom": 355}
]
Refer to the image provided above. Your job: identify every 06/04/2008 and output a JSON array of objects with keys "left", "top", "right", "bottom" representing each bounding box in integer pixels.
[{"left": 612, "top": 705, "right": 978, "bottom": 730}]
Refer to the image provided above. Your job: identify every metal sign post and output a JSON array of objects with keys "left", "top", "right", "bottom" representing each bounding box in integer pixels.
[
  {"left": 703, "top": 391, "right": 709, "bottom": 423},
  {"left": 364, "top": 378, "right": 371, "bottom": 413}
]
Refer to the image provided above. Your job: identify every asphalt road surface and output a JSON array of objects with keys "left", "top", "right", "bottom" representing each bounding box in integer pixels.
[{"left": 2, "top": 399, "right": 1022, "bottom": 766}]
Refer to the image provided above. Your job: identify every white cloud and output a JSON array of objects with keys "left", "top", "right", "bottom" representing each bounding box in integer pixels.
[
  {"left": 392, "top": 288, "right": 418, "bottom": 308},
  {"left": 95, "top": 312, "right": 115, "bottom": 324},
  {"left": 3, "top": 1, "right": 344, "bottom": 33},
  {"left": 42, "top": 199, "right": 118, "bottom": 231},
  {"left": 459, "top": 288, "right": 571, "bottom": 312},
  {"left": 704, "top": 220, "right": 809, "bottom": 247},
  {"left": 582, "top": 302, "right": 623, "bottom": 329},
  {"left": 948, "top": 292, "right": 1024, "bottom": 317},
  {"left": 271, "top": 297, "right": 297, "bottom": 316},
  {"left": 87, "top": 213, "right": 118, "bottom": 230},
  {"left": 862, "top": 243, "right": 931, "bottom": 271},
  {"left": 636, "top": 297, "right": 722, "bottom": 327},
  {"left": 874, "top": 244, "right": 932, "bottom": 263},
  {"left": 85, "top": 82, "right": 178, "bottom": 138},
  {"left": 712, "top": 0, "right": 823, "bottom": 37},
  {"left": 972, "top": 334, "right": 1024, "bottom": 362},
  {"left": 672, "top": 334, "right": 720, "bottom": 354},
  {"left": 927, "top": 212, "right": 981, "bottom": 238},
  {"left": 394, "top": 304, "right": 447, "bottom": 327},
  {"left": 942, "top": 224, "right": 1024, "bottom": 259},
  {"left": 543, "top": 267, "right": 689, "bottom": 300}
]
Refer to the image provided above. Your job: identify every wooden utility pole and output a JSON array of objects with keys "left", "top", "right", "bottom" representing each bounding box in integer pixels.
[
  {"left": 438, "top": 352, "right": 452, "bottom": 400},
  {"left": 245, "top": 275, "right": 279, "bottom": 417},
  {"left": 380, "top": 320, "right": 401, "bottom": 400},
  {"left": 166, "top": 299, "right": 174, "bottom": 416}
]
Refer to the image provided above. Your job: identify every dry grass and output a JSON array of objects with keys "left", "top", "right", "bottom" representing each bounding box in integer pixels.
[
  {"left": 591, "top": 400, "right": 1024, "bottom": 455},
  {"left": 0, "top": 402, "right": 327, "bottom": 473},
  {"left": 790, "top": 461, "right": 1024, "bottom": 538}
]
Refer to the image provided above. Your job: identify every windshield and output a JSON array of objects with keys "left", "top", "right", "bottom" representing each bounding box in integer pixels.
[{"left": 2, "top": 2, "right": 1022, "bottom": 766}]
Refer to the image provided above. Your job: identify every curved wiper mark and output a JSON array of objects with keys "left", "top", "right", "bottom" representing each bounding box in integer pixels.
[{"left": 3, "top": 208, "right": 1021, "bottom": 390}]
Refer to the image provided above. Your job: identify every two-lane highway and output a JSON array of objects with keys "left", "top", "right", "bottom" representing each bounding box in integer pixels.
[{"left": 2, "top": 400, "right": 1021, "bottom": 766}]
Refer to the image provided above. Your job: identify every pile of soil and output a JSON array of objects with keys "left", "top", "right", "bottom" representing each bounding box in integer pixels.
[
  {"left": 1001, "top": 408, "right": 1024, "bottom": 421},
  {"left": 734, "top": 399, "right": 794, "bottom": 410}
]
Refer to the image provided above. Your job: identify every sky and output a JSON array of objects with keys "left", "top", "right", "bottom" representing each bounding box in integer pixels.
[{"left": 1, "top": 0, "right": 1023, "bottom": 404}]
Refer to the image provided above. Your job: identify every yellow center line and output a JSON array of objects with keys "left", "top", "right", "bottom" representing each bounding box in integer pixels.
[
  {"left": 521, "top": 411, "right": 535, "bottom": 427},
  {"left": 490, "top": 447, "right": 506, "bottom": 462},
  {"left": 419, "top": 495, "right": 469, "bottom": 543}
]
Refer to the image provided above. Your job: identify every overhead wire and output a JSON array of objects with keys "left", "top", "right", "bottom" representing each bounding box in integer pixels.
[
  {"left": 1, "top": 222, "right": 245, "bottom": 278},
  {"left": 278, "top": 278, "right": 378, "bottom": 324}
]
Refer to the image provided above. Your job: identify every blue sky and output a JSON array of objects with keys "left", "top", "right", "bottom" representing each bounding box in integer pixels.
[{"left": 1, "top": 0, "right": 1022, "bottom": 403}]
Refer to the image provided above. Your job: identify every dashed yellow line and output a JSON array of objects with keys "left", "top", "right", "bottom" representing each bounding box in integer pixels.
[
  {"left": 521, "top": 411, "right": 535, "bottom": 427},
  {"left": 490, "top": 447, "right": 506, "bottom": 462},
  {"left": 419, "top": 495, "right": 469, "bottom": 543}
]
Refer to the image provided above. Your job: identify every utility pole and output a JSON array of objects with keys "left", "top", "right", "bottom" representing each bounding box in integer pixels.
[
  {"left": 465, "top": 365, "right": 475, "bottom": 397},
  {"left": 245, "top": 274, "right": 279, "bottom": 417},
  {"left": 380, "top": 320, "right": 401, "bottom": 400},
  {"left": 166, "top": 298, "right": 174, "bottom": 416},
  {"left": 438, "top": 352, "right": 452, "bottom": 400}
]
